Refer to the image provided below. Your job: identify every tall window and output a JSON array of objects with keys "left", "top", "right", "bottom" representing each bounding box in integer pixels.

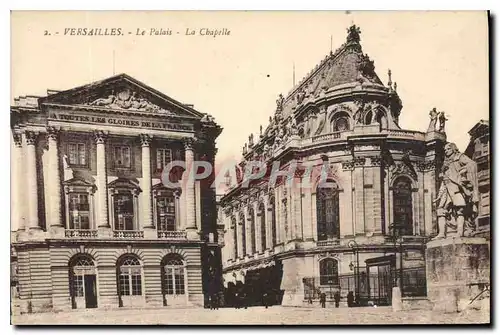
[
  {"left": 232, "top": 218, "right": 238, "bottom": 259},
  {"left": 240, "top": 213, "right": 246, "bottom": 256},
  {"left": 319, "top": 258, "right": 339, "bottom": 286},
  {"left": 270, "top": 197, "right": 277, "bottom": 246},
  {"left": 68, "top": 142, "right": 87, "bottom": 166},
  {"left": 316, "top": 182, "right": 340, "bottom": 241},
  {"left": 259, "top": 203, "right": 266, "bottom": 251},
  {"left": 248, "top": 207, "right": 256, "bottom": 254},
  {"left": 162, "top": 254, "right": 185, "bottom": 295},
  {"left": 118, "top": 255, "right": 142, "bottom": 296},
  {"left": 393, "top": 177, "right": 413, "bottom": 236},
  {"left": 157, "top": 193, "right": 176, "bottom": 231},
  {"left": 68, "top": 193, "right": 90, "bottom": 229},
  {"left": 114, "top": 194, "right": 134, "bottom": 230},
  {"left": 156, "top": 148, "right": 172, "bottom": 172},
  {"left": 114, "top": 146, "right": 131, "bottom": 168}
]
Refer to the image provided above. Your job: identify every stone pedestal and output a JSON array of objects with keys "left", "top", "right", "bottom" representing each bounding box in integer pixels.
[
  {"left": 392, "top": 286, "right": 402, "bottom": 312},
  {"left": 186, "top": 228, "right": 199, "bottom": 240},
  {"left": 426, "top": 237, "right": 490, "bottom": 313}
]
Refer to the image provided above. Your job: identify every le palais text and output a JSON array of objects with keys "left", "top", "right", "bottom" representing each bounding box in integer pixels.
[{"left": 43, "top": 27, "right": 231, "bottom": 38}]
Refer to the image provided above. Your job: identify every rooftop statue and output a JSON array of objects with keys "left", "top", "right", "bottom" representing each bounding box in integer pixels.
[
  {"left": 346, "top": 24, "right": 361, "bottom": 44},
  {"left": 427, "top": 108, "right": 439, "bottom": 132},
  {"left": 433, "top": 142, "right": 479, "bottom": 239}
]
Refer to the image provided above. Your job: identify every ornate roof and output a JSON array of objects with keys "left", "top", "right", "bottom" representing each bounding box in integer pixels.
[{"left": 279, "top": 24, "right": 385, "bottom": 119}]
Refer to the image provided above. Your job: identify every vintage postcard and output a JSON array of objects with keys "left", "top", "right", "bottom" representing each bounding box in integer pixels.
[{"left": 10, "top": 10, "right": 490, "bottom": 325}]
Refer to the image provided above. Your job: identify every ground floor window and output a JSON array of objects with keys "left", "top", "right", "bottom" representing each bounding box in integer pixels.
[
  {"left": 118, "top": 255, "right": 143, "bottom": 296},
  {"left": 162, "top": 254, "right": 186, "bottom": 295}
]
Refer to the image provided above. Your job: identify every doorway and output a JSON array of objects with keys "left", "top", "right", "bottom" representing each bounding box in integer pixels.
[{"left": 69, "top": 254, "right": 98, "bottom": 309}]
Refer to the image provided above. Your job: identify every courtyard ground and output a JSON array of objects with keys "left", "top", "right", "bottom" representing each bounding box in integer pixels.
[{"left": 11, "top": 305, "right": 490, "bottom": 325}]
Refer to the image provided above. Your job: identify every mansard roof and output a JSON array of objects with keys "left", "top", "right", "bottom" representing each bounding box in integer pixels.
[{"left": 279, "top": 24, "right": 386, "bottom": 119}]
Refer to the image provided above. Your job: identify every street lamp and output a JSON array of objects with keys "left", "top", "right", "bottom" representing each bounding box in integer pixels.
[
  {"left": 347, "top": 240, "right": 360, "bottom": 306},
  {"left": 389, "top": 223, "right": 404, "bottom": 293}
]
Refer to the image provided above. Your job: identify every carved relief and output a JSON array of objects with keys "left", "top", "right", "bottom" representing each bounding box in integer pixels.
[{"left": 88, "top": 89, "right": 174, "bottom": 114}]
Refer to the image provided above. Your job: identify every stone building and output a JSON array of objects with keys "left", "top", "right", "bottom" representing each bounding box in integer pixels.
[
  {"left": 219, "top": 26, "right": 447, "bottom": 307},
  {"left": 465, "top": 120, "right": 490, "bottom": 240},
  {"left": 10, "top": 74, "right": 222, "bottom": 313}
]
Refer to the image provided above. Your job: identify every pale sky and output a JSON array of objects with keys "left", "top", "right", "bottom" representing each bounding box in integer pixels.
[{"left": 11, "top": 11, "right": 489, "bottom": 162}]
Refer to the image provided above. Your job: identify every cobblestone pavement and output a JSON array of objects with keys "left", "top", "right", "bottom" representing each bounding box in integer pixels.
[{"left": 12, "top": 306, "right": 490, "bottom": 325}]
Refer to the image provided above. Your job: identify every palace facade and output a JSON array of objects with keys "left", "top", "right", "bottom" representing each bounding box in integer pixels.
[
  {"left": 465, "top": 120, "right": 490, "bottom": 241},
  {"left": 10, "top": 74, "right": 222, "bottom": 313},
  {"left": 219, "top": 26, "right": 448, "bottom": 307}
]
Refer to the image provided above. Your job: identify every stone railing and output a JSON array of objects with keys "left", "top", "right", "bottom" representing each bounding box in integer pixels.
[
  {"left": 385, "top": 129, "right": 425, "bottom": 141},
  {"left": 157, "top": 230, "right": 188, "bottom": 240},
  {"left": 311, "top": 131, "right": 343, "bottom": 143},
  {"left": 65, "top": 229, "right": 98, "bottom": 238},
  {"left": 316, "top": 239, "right": 340, "bottom": 247},
  {"left": 113, "top": 230, "right": 145, "bottom": 239}
]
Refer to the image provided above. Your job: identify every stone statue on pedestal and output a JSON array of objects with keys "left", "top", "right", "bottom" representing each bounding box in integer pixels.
[
  {"left": 428, "top": 108, "right": 438, "bottom": 132},
  {"left": 433, "top": 142, "right": 479, "bottom": 239}
]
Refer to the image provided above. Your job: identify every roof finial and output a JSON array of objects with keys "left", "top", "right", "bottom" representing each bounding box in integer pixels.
[
  {"left": 387, "top": 69, "right": 393, "bottom": 89},
  {"left": 346, "top": 24, "right": 361, "bottom": 43},
  {"left": 394, "top": 82, "right": 397, "bottom": 92}
]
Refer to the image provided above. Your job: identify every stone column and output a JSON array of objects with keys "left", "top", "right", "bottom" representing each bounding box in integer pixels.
[
  {"left": 94, "top": 131, "right": 109, "bottom": 231},
  {"left": 237, "top": 215, "right": 244, "bottom": 259},
  {"left": 24, "top": 131, "right": 40, "bottom": 230},
  {"left": 140, "top": 134, "right": 155, "bottom": 237},
  {"left": 11, "top": 133, "right": 24, "bottom": 232},
  {"left": 244, "top": 205, "right": 252, "bottom": 256},
  {"left": 184, "top": 138, "right": 198, "bottom": 239},
  {"left": 302, "top": 185, "right": 313, "bottom": 241},
  {"left": 47, "top": 127, "right": 63, "bottom": 229},
  {"left": 254, "top": 201, "right": 262, "bottom": 254}
]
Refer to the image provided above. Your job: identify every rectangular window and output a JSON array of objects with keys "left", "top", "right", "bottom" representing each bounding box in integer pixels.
[
  {"left": 119, "top": 274, "right": 130, "bottom": 296},
  {"left": 69, "top": 193, "right": 90, "bottom": 229},
  {"left": 165, "top": 268, "right": 174, "bottom": 295},
  {"left": 114, "top": 194, "right": 134, "bottom": 230},
  {"left": 174, "top": 268, "right": 185, "bottom": 295},
  {"left": 73, "top": 275, "right": 84, "bottom": 297},
  {"left": 68, "top": 143, "right": 87, "bottom": 166},
  {"left": 131, "top": 274, "right": 142, "bottom": 296},
  {"left": 156, "top": 148, "right": 172, "bottom": 172},
  {"left": 157, "top": 196, "right": 176, "bottom": 231},
  {"left": 114, "top": 146, "right": 131, "bottom": 168}
]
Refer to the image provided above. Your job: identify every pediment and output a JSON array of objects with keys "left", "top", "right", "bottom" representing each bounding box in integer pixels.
[{"left": 39, "top": 74, "right": 203, "bottom": 119}]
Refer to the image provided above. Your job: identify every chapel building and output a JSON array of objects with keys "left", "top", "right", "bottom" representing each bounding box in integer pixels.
[{"left": 219, "top": 25, "right": 446, "bottom": 307}]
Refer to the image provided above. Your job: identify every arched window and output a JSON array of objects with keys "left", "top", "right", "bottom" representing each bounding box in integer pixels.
[
  {"left": 364, "top": 110, "right": 373, "bottom": 125},
  {"left": 331, "top": 112, "right": 350, "bottom": 132},
  {"left": 248, "top": 207, "right": 256, "bottom": 255},
  {"left": 232, "top": 217, "right": 238, "bottom": 260},
  {"left": 375, "top": 110, "right": 388, "bottom": 129},
  {"left": 161, "top": 254, "right": 185, "bottom": 296},
  {"left": 269, "top": 197, "right": 277, "bottom": 246},
  {"left": 319, "top": 258, "right": 339, "bottom": 286},
  {"left": 259, "top": 203, "right": 266, "bottom": 251},
  {"left": 240, "top": 212, "right": 246, "bottom": 256},
  {"left": 393, "top": 177, "right": 413, "bottom": 236},
  {"left": 316, "top": 182, "right": 340, "bottom": 241},
  {"left": 117, "top": 255, "right": 142, "bottom": 297},
  {"left": 69, "top": 254, "right": 97, "bottom": 308}
]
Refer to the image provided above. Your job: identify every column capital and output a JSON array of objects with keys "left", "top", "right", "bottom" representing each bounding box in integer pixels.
[
  {"left": 183, "top": 138, "right": 197, "bottom": 151},
  {"left": 140, "top": 134, "right": 152, "bottom": 147},
  {"left": 93, "top": 130, "right": 108, "bottom": 144},
  {"left": 12, "top": 132, "right": 22, "bottom": 147},
  {"left": 24, "top": 131, "right": 38, "bottom": 145},
  {"left": 46, "top": 126, "right": 60, "bottom": 142}
]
